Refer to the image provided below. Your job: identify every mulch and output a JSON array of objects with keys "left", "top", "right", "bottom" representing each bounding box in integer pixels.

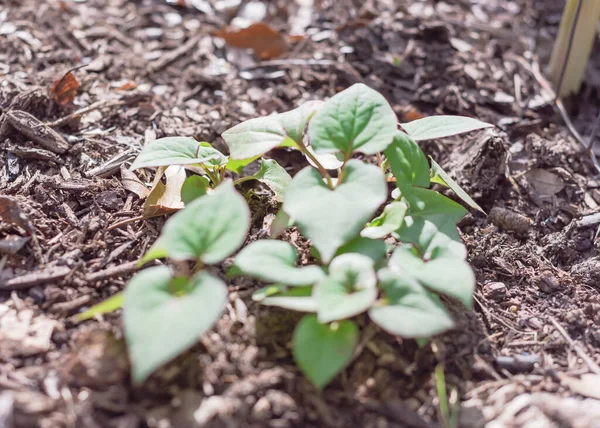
[{"left": 2, "top": 0, "right": 600, "bottom": 427}]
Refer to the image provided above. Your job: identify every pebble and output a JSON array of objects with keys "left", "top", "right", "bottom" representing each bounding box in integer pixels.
[
  {"left": 538, "top": 271, "right": 560, "bottom": 292},
  {"left": 483, "top": 282, "right": 507, "bottom": 301},
  {"left": 489, "top": 207, "right": 531, "bottom": 234}
]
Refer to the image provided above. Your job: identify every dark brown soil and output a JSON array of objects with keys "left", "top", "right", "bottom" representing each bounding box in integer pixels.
[{"left": 2, "top": 0, "right": 600, "bottom": 427}]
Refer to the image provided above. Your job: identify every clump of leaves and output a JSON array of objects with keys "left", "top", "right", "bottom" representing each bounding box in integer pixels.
[
  {"left": 224, "top": 83, "right": 491, "bottom": 389},
  {"left": 80, "top": 83, "right": 492, "bottom": 388}
]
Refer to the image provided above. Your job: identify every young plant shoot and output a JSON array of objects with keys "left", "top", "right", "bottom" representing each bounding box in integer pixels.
[{"left": 79, "top": 83, "right": 492, "bottom": 387}]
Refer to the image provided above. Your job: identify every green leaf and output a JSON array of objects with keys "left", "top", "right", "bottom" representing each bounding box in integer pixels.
[
  {"left": 369, "top": 269, "right": 455, "bottom": 338},
  {"left": 394, "top": 215, "right": 466, "bottom": 259},
  {"left": 234, "top": 240, "right": 325, "bottom": 286},
  {"left": 130, "top": 137, "right": 225, "bottom": 170},
  {"left": 314, "top": 254, "right": 377, "bottom": 323},
  {"left": 293, "top": 315, "right": 358, "bottom": 389},
  {"left": 400, "top": 116, "right": 493, "bottom": 141},
  {"left": 253, "top": 159, "right": 292, "bottom": 202},
  {"left": 75, "top": 293, "right": 123, "bottom": 322},
  {"left": 253, "top": 284, "right": 317, "bottom": 312},
  {"left": 226, "top": 155, "right": 260, "bottom": 174},
  {"left": 270, "top": 209, "right": 293, "bottom": 238},
  {"left": 361, "top": 202, "right": 407, "bottom": 239},
  {"left": 403, "top": 187, "right": 467, "bottom": 224},
  {"left": 124, "top": 267, "right": 227, "bottom": 384},
  {"left": 283, "top": 160, "right": 387, "bottom": 263},
  {"left": 429, "top": 158, "right": 484, "bottom": 213},
  {"left": 222, "top": 101, "right": 321, "bottom": 160},
  {"left": 308, "top": 83, "right": 398, "bottom": 157},
  {"left": 277, "top": 100, "right": 322, "bottom": 144},
  {"left": 335, "top": 237, "right": 388, "bottom": 265},
  {"left": 198, "top": 142, "right": 228, "bottom": 167},
  {"left": 140, "top": 181, "right": 250, "bottom": 264},
  {"left": 388, "top": 245, "right": 474, "bottom": 307},
  {"left": 384, "top": 133, "right": 430, "bottom": 193},
  {"left": 181, "top": 175, "right": 210, "bottom": 204}
]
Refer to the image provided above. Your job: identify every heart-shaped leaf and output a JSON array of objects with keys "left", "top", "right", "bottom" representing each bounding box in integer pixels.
[
  {"left": 293, "top": 315, "right": 358, "bottom": 389},
  {"left": 141, "top": 180, "right": 250, "bottom": 264},
  {"left": 384, "top": 133, "right": 430, "bottom": 193},
  {"left": 402, "top": 187, "right": 467, "bottom": 224},
  {"left": 124, "top": 266, "right": 227, "bottom": 384},
  {"left": 308, "top": 83, "right": 398, "bottom": 157},
  {"left": 314, "top": 254, "right": 378, "bottom": 323},
  {"left": 335, "top": 237, "right": 388, "bottom": 265},
  {"left": 429, "top": 158, "right": 484, "bottom": 213},
  {"left": 283, "top": 160, "right": 387, "bottom": 263},
  {"left": 222, "top": 101, "right": 321, "bottom": 160},
  {"left": 361, "top": 202, "right": 407, "bottom": 239},
  {"left": 388, "top": 245, "right": 474, "bottom": 307},
  {"left": 130, "top": 137, "right": 225, "bottom": 170},
  {"left": 394, "top": 214, "right": 466, "bottom": 259},
  {"left": 181, "top": 175, "right": 210, "bottom": 204},
  {"left": 253, "top": 284, "right": 317, "bottom": 312},
  {"left": 253, "top": 159, "right": 292, "bottom": 202},
  {"left": 400, "top": 115, "right": 493, "bottom": 141},
  {"left": 369, "top": 269, "right": 455, "bottom": 338},
  {"left": 234, "top": 240, "right": 325, "bottom": 286}
]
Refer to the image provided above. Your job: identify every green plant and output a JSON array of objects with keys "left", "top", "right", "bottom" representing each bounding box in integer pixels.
[
  {"left": 226, "top": 83, "right": 491, "bottom": 388},
  {"left": 80, "top": 83, "right": 492, "bottom": 388}
]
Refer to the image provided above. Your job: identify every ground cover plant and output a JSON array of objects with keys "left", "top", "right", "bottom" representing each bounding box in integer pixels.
[{"left": 80, "top": 83, "right": 493, "bottom": 388}]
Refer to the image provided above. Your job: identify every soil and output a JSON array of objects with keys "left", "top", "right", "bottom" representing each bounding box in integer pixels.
[{"left": 2, "top": 0, "right": 600, "bottom": 427}]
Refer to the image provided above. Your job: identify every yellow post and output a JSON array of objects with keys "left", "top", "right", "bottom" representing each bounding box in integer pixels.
[{"left": 547, "top": 0, "right": 600, "bottom": 97}]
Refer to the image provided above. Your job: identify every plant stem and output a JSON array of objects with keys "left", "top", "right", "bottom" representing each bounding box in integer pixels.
[
  {"left": 296, "top": 143, "right": 334, "bottom": 189},
  {"left": 232, "top": 175, "right": 256, "bottom": 186},
  {"left": 435, "top": 364, "right": 450, "bottom": 428},
  {"left": 201, "top": 164, "right": 219, "bottom": 186}
]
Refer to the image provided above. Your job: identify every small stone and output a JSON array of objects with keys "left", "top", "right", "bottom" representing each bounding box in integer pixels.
[
  {"left": 489, "top": 207, "right": 531, "bottom": 234},
  {"left": 251, "top": 397, "right": 271, "bottom": 420},
  {"left": 483, "top": 282, "right": 507, "bottom": 301},
  {"left": 538, "top": 271, "right": 560, "bottom": 292}
]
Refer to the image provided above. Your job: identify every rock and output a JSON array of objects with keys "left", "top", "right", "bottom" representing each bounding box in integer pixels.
[{"left": 483, "top": 282, "right": 507, "bottom": 301}]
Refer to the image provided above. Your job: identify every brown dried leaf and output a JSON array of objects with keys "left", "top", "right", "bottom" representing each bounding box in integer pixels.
[
  {"left": 120, "top": 165, "right": 150, "bottom": 199},
  {"left": 525, "top": 168, "right": 565, "bottom": 198},
  {"left": 0, "top": 196, "right": 34, "bottom": 235},
  {"left": 49, "top": 71, "right": 80, "bottom": 105},
  {"left": 143, "top": 165, "right": 186, "bottom": 218},
  {"left": 116, "top": 81, "right": 137, "bottom": 91},
  {"left": 214, "top": 23, "right": 289, "bottom": 59}
]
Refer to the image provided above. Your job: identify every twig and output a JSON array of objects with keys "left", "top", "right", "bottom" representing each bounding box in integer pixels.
[
  {"left": 148, "top": 33, "right": 205, "bottom": 73},
  {"left": 85, "top": 260, "right": 139, "bottom": 283},
  {"left": 0, "top": 266, "right": 71, "bottom": 290},
  {"left": 510, "top": 53, "right": 600, "bottom": 174},
  {"left": 45, "top": 99, "right": 125, "bottom": 128},
  {"left": 549, "top": 316, "right": 600, "bottom": 375}
]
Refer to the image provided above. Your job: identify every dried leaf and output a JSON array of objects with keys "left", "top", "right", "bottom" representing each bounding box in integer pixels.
[
  {"left": 116, "top": 81, "right": 137, "bottom": 91},
  {"left": 120, "top": 165, "right": 150, "bottom": 199},
  {"left": 0, "top": 196, "right": 34, "bottom": 235},
  {"left": 214, "top": 23, "right": 289, "bottom": 59},
  {"left": 49, "top": 71, "right": 80, "bottom": 105},
  {"left": 525, "top": 168, "right": 565, "bottom": 198},
  {"left": 402, "top": 108, "right": 425, "bottom": 122},
  {"left": 143, "top": 165, "right": 186, "bottom": 218}
]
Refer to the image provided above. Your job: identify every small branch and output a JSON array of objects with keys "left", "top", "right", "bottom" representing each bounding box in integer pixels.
[
  {"left": 296, "top": 143, "right": 334, "bottom": 188},
  {"left": 232, "top": 175, "right": 256, "bottom": 186},
  {"left": 550, "top": 316, "right": 600, "bottom": 375}
]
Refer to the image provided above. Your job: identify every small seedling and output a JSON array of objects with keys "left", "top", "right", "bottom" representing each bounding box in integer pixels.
[{"left": 80, "top": 83, "right": 492, "bottom": 388}]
